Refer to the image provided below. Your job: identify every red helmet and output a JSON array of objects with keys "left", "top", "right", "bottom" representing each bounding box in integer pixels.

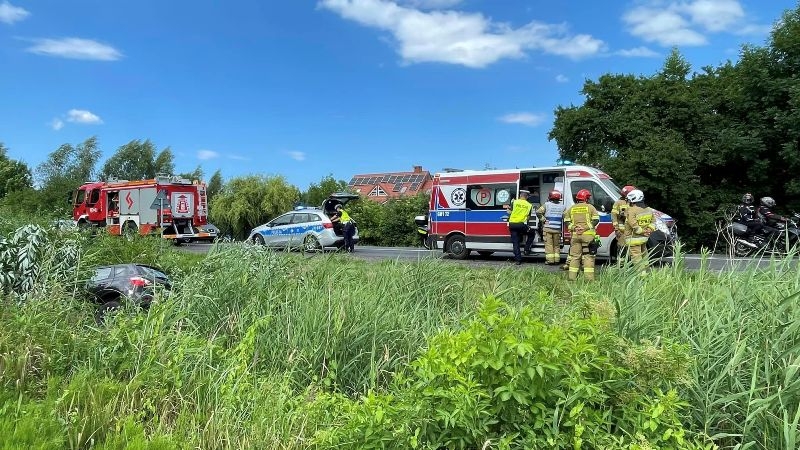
[
  {"left": 548, "top": 190, "right": 562, "bottom": 201},
  {"left": 621, "top": 185, "right": 636, "bottom": 197},
  {"left": 575, "top": 189, "right": 591, "bottom": 201}
]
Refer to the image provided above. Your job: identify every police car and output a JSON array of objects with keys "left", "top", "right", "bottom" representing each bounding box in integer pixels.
[{"left": 248, "top": 193, "right": 359, "bottom": 251}]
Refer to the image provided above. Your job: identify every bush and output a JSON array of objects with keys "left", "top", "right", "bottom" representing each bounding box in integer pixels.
[{"left": 309, "top": 297, "right": 709, "bottom": 449}]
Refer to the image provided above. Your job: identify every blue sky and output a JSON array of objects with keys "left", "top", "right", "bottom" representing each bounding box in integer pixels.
[{"left": 0, "top": 0, "right": 793, "bottom": 189}]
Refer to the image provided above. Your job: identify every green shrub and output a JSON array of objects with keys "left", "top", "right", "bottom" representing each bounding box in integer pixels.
[{"left": 309, "top": 297, "right": 710, "bottom": 449}]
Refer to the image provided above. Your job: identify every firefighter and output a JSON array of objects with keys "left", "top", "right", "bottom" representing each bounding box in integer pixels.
[
  {"left": 332, "top": 204, "right": 356, "bottom": 252},
  {"left": 563, "top": 189, "right": 600, "bottom": 281},
  {"left": 537, "top": 190, "right": 565, "bottom": 265},
  {"left": 611, "top": 185, "right": 636, "bottom": 261},
  {"left": 504, "top": 189, "right": 534, "bottom": 265},
  {"left": 624, "top": 189, "right": 656, "bottom": 273}
]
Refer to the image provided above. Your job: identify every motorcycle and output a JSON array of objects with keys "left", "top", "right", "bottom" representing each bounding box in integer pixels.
[
  {"left": 728, "top": 212, "right": 800, "bottom": 257},
  {"left": 414, "top": 215, "right": 433, "bottom": 250}
]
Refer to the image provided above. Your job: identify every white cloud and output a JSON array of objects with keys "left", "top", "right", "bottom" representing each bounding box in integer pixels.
[
  {"left": 319, "top": 0, "right": 606, "bottom": 68},
  {"left": 26, "top": 38, "right": 122, "bottom": 61},
  {"left": 615, "top": 46, "right": 660, "bottom": 57},
  {"left": 682, "top": 0, "right": 743, "bottom": 32},
  {"left": 0, "top": 1, "right": 29, "bottom": 24},
  {"left": 622, "top": 0, "right": 769, "bottom": 47},
  {"left": 735, "top": 23, "right": 773, "bottom": 36},
  {"left": 197, "top": 150, "right": 220, "bottom": 160},
  {"left": 498, "top": 112, "right": 546, "bottom": 127},
  {"left": 50, "top": 118, "right": 64, "bottom": 131},
  {"left": 555, "top": 74, "right": 569, "bottom": 83},
  {"left": 66, "top": 109, "right": 102, "bottom": 124},
  {"left": 287, "top": 151, "right": 306, "bottom": 161},
  {"left": 400, "top": 0, "right": 461, "bottom": 8}
]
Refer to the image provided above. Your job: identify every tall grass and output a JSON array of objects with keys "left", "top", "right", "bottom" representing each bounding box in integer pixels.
[
  {"left": 1, "top": 229, "right": 799, "bottom": 448},
  {"left": 596, "top": 249, "right": 800, "bottom": 449}
]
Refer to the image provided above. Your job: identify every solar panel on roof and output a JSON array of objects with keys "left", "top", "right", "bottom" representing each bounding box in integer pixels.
[
  {"left": 392, "top": 183, "right": 402, "bottom": 192},
  {"left": 348, "top": 178, "right": 357, "bottom": 185},
  {"left": 410, "top": 182, "right": 421, "bottom": 191},
  {"left": 381, "top": 175, "right": 390, "bottom": 182},
  {"left": 388, "top": 176, "right": 398, "bottom": 183}
]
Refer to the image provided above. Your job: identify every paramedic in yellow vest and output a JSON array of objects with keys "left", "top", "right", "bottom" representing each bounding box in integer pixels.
[
  {"left": 536, "top": 190, "right": 565, "bottom": 265},
  {"left": 624, "top": 189, "right": 656, "bottom": 273},
  {"left": 611, "top": 185, "right": 636, "bottom": 261},
  {"left": 504, "top": 189, "right": 534, "bottom": 265},
  {"left": 563, "top": 189, "right": 600, "bottom": 281}
]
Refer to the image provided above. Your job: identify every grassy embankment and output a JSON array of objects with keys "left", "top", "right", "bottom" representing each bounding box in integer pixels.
[{"left": 1, "top": 219, "right": 799, "bottom": 449}]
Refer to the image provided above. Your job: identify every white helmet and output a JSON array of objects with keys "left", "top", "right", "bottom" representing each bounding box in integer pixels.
[{"left": 626, "top": 189, "right": 644, "bottom": 203}]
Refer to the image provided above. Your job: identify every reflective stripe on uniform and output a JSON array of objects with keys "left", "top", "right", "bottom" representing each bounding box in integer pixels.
[
  {"left": 584, "top": 267, "right": 595, "bottom": 273},
  {"left": 543, "top": 201, "right": 565, "bottom": 230}
]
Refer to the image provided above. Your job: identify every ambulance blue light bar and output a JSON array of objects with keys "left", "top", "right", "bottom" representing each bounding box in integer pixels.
[{"left": 556, "top": 159, "right": 574, "bottom": 166}]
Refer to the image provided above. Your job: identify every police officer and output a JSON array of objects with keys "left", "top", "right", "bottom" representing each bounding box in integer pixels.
[
  {"left": 332, "top": 204, "right": 356, "bottom": 252},
  {"left": 563, "top": 189, "right": 600, "bottom": 281},
  {"left": 624, "top": 189, "right": 656, "bottom": 272},
  {"left": 612, "top": 185, "right": 636, "bottom": 260},
  {"left": 735, "top": 193, "right": 762, "bottom": 236},
  {"left": 504, "top": 189, "right": 534, "bottom": 265},
  {"left": 537, "top": 190, "right": 565, "bottom": 265}
]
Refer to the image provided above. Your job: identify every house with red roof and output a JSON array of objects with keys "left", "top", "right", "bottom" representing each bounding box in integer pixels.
[{"left": 348, "top": 165, "right": 433, "bottom": 203}]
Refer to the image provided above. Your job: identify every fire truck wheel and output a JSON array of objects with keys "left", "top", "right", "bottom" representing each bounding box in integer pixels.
[
  {"left": 446, "top": 235, "right": 469, "bottom": 260},
  {"left": 122, "top": 221, "right": 138, "bottom": 241}
]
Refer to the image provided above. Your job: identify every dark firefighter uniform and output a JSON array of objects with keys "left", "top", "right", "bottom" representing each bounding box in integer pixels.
[{"left": 563, "top": 197, "right": 600, "bottom": 281}]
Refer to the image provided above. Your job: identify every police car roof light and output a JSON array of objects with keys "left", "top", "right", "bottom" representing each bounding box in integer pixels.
[{"left": 556, "top": 159, "right": 573, "bottom": 166}]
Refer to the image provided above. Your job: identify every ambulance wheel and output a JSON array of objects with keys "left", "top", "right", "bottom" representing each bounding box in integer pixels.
[{"left": 446, "top": 235, "right": 469, "bottom": 260}]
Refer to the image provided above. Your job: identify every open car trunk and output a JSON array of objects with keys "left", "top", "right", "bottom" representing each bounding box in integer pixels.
[{"left": 321, "top": 192, "right": 360, "bottom": 236}]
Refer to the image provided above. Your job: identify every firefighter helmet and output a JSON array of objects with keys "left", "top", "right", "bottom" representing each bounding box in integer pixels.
[
  {"left": 575, "top": 189, "right": 591, "bottom": 201},
  {"left": 626, "top": 189, "right": 645, "bottom": 203},
  {"left": 621, "top": 185, "right": 636, "bottom": 197},
  {"left": 548, "top": 190, "right": 562, "bottom": 201},
  {"left": 742, "top": 193, "right": 754, "bottom": 205},
  {"left": 760, "top": 196, "right": 776, "bottom": 208}
]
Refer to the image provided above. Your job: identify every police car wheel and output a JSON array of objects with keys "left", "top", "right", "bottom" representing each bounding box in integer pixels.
[
  {"left": 303, "top": 235, "right": 321, "bottom": 252},
  {"left": 253, "top": 234, "right": 265, "bottom": 246},
  {"left": 446, "top": 235, "right": 469, "bottom": 260}
]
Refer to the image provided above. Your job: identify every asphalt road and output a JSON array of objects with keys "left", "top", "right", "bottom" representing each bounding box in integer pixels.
[{"left": 181, "top": 243, "right": 795, "bottom": 272}]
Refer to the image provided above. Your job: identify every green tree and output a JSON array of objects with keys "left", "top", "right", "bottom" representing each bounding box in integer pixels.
[
  {"left": 100, "top": 139, "right": 175, "bottom": 180},
  {"left": 209, "top": 175, "right": 300, "bottom": 239},
  {"left": 178, "top": 165, "right": 204, "bottom": 181},
  {"left": 548, "top": 6, "right": 800, "bottom": 250},
  {"left": 301, "top": 174, "right": 351, "bottom": 206},
  {"left": 35, "top": 137, "right": 101, "bottom": 216},
  {"left": 0, "top": 143, "right": 32, "bottom": 199},
  {"left": 207, "top": 170, "right": 223, "bottom": 203}
]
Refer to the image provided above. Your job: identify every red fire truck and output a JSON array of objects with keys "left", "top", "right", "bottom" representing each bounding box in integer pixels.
[{"left": 71, "top": 174, "right": 216, "bottom": 242}]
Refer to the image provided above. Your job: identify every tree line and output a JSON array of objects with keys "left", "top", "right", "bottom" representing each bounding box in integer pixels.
[
  {"left": 0, "top": 140, "right": 428, "bottom": 245},
  {"left": 549, "top": 3, "right": 800, "bottom": 249}
]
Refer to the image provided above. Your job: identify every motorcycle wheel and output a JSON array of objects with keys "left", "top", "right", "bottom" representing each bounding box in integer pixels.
[{"left": 734, "top": 241, "right": 753, "bottom": 257}]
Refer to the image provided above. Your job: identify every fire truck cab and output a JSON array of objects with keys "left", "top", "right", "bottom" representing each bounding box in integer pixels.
[
  {"left": 72, "top": 174, "right": 215, "bottom": 243},
  {"left": 427, "top": 163, "right": 677, "bottom": 260}
]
